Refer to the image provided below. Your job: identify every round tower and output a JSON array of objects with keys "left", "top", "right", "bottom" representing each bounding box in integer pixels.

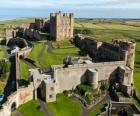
[{"left": 87, "top": 69, "right": 98, "bottom": 89}]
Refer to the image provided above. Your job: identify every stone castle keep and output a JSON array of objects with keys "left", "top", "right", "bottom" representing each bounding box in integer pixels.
[{"left": 50, "top": 11, "right": 74, "bottom": 41}]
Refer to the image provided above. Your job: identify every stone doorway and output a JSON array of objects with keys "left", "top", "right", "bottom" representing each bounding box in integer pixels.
[{"left": 11, "top": 102, "right": 16, "bottom": 112}]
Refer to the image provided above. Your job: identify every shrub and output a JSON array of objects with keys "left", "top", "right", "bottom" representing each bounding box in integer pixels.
[{"left": 100, "top": 80, "right": 109, "bottom": 92}]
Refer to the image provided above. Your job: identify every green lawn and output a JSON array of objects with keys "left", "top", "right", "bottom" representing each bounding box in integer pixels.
[
  {"left": 131, "top": 97, "right": 140, "bottom": 109},
  {"left": 28, "top": 43, "right": 79, "bottom": 72},
  {"left": 52, "top": 40, "right": 74, "bottom": 48},
  {"left": 89, "top": 102, "right": 107, "bottom": 116},
  {"left": 47, "top": 94, "right": 82, "bottom": 116},
  {"left": 133, "top": 71, "right": 140, "bottom": 96},
  {"left": 53, "top": 47, "right": 79, "bottom": 54},
  {"left": 17, "top": 100, "right": 45, "bottom": 116},
  {"left": 19, "top": 60, "right": 30, "bottom": 81}
]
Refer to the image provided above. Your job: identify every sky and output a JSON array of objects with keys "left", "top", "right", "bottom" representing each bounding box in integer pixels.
[{"left": 0, "top": 0, "right": 140, "bottom": 19}]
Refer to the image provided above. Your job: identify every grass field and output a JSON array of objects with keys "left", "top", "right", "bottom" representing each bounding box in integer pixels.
[
  {"left": 19, "top": 60, "right": 30, "bottom": 81},
  {"left": 28, "top": 42, "right": 79, "bottom": 72},
  {"left": 17, "top": 100, "right": 45, "bottom": 116},
  {"left": 52, "top": 40, "right": 74, "bottom": 48},
  {"left": 47, "top": 94, "right": 82, "bottom": 116},
  {"left": 53, "top": 47, "right": 79, "bottom": 54}
]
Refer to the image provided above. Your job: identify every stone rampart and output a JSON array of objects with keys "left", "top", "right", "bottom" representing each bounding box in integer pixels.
[{"left": 53, "top": 61, "right": 126, "bottom": 93}]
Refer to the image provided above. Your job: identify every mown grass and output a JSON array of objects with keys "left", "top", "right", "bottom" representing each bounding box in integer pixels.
[
  {"left": 19, "top": 60, "right": 30, "bottom": 81},
  {"left": 53, "top": 47, "right": 79, "bottom": 54},
  {"left": 47, "top": 94, "right": 82, "bottom": 116},
  {"left": 52, "top": 40, "right": 74, "bottom": 48},
  {"left": 17, "top": 100, "right": 45, "bottom": 116},
  {"left": 28, "top": 43, "right": 79, "bottom": 72}
]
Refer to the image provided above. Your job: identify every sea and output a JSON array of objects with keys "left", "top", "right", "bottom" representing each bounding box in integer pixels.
[{"left": 0, "top": 8, "right": 140, "bottom": 21}]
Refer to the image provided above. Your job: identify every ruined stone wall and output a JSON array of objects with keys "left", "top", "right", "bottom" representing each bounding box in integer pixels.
[
  {"left": 17, "top": 85, "right": 34, "bottom": 105},
  {"left": 0, "top": 85, "right": 34, "bottom": 116},
  {"left": 35, "top": 19, "right": 44, "bottom": 30},
  {"left": 74, "top": 38, "right": 127, "bottom": 62},
  {"left": 53, "top": 61, "right": 126, "bottom": 93},
  {"left": 50, "top": 12, "right": 74, "bottom": 41},
  {"left": 20, "top": 23, "right": 30, "bottom": 29}
]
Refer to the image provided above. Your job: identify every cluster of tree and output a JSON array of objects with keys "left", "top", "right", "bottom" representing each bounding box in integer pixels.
[
  {"left": 7, "top": 38, "right": 26, "bottom": 48},
  {"left": 74, "top": 84, "right": 100, "bottom": 104},
  {"left": 0, "top": 61, "right": 11, "bottom": 79},
  {"left": 100, "top": 80, "right": 109, "bottom": 92}
]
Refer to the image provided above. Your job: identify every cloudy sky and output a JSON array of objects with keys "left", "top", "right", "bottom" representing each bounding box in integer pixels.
[{"left": 0, "top": 0, "right": 140, "bottom": 19}]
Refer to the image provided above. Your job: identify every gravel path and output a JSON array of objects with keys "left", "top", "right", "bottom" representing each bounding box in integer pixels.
[{"left": 38, "top": 99, "right": 53, "bottom": 116}]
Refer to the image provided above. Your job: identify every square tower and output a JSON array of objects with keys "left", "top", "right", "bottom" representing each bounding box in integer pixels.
[{"left": 50, "top": 11, "right": 74, "bottom": 41}]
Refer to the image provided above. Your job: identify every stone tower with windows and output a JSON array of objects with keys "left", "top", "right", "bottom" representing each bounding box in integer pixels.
[
  {"left": 114, "top": 39, "right": 136, "bottom": 69},
  {"left": 50, "top": 11, "right": 74, "bottom": 41}
]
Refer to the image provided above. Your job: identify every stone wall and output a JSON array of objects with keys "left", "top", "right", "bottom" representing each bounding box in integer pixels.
[
  {"left": 53, "top": 61, "right": 127, "bottom": 93},
  {"left": 0, "top": 85, "right": 34, "bottom": 116}
]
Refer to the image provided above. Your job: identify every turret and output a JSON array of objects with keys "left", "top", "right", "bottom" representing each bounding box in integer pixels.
[
  {"left": 87, "top": 69, "right": 98, "bottom": 89},
  {"left": 113, "top": 39, "right": 136, "bottom": 69}
]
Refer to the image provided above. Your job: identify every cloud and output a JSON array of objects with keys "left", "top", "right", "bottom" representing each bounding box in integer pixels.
[{"left": 0, "top": 0, "right": 140, "bottom": 10}]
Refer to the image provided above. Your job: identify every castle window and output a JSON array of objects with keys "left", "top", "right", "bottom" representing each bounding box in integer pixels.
[
  {"left": 50, "top": 87, "right": 54, "bottom": 91},
  {"left": 125, "top": 73, "right": 129, "bottom": 77},
  {"left": 131, "top": 46, "right": 134, "bottom": 49},
  {"left": 49, "top": 95, "right": 53, "bottom": 98}
]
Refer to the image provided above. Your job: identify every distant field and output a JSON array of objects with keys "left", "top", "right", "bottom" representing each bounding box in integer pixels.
[{"left": 0, "top": 18, "right": 36, "bottom": 39}]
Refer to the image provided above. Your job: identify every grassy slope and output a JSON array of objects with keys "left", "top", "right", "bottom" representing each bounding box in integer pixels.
[
  {"left": 131, "top": 97, "right": 140, "bottom": 109},
  {"left": 28, "top": 42, "right": 79, "bottom": 71},
  {"left": 19, "top": 60, "right": 30, "bottom": 81},
  {"left": 17, "top": 100, "right": 45, "bottom": 116},
  {"left": 47, "top": 94, "right": 82, "bottom": 116},
  {"left": 53, "top": 47, "right": 79, "bottom": 54}
]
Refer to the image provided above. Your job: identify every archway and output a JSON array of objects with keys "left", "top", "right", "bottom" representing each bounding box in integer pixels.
[
  {"left": 19, "top": 54, "right": 24, "bottom": 59},
  {"left": 11, "top": 102, "right": 16, "bottom": 112}
]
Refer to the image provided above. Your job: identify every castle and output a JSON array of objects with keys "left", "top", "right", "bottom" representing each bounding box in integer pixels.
[
  {"left": 50, "top": 11, "right": 74, "bottom": 41},
  {"left": 0, "top": 12, "right": 137, "bottom": 116},
  {"left": 29, "top": 37, "right": 136, "bottom": 102}
]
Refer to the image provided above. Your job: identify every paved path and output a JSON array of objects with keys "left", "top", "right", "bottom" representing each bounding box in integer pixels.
[
  {"left": 12, "top": 111, "right": 23, "bottom": 116},
  {"left": 38, "top": 99, "right": 53, "bottom": 116}
]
